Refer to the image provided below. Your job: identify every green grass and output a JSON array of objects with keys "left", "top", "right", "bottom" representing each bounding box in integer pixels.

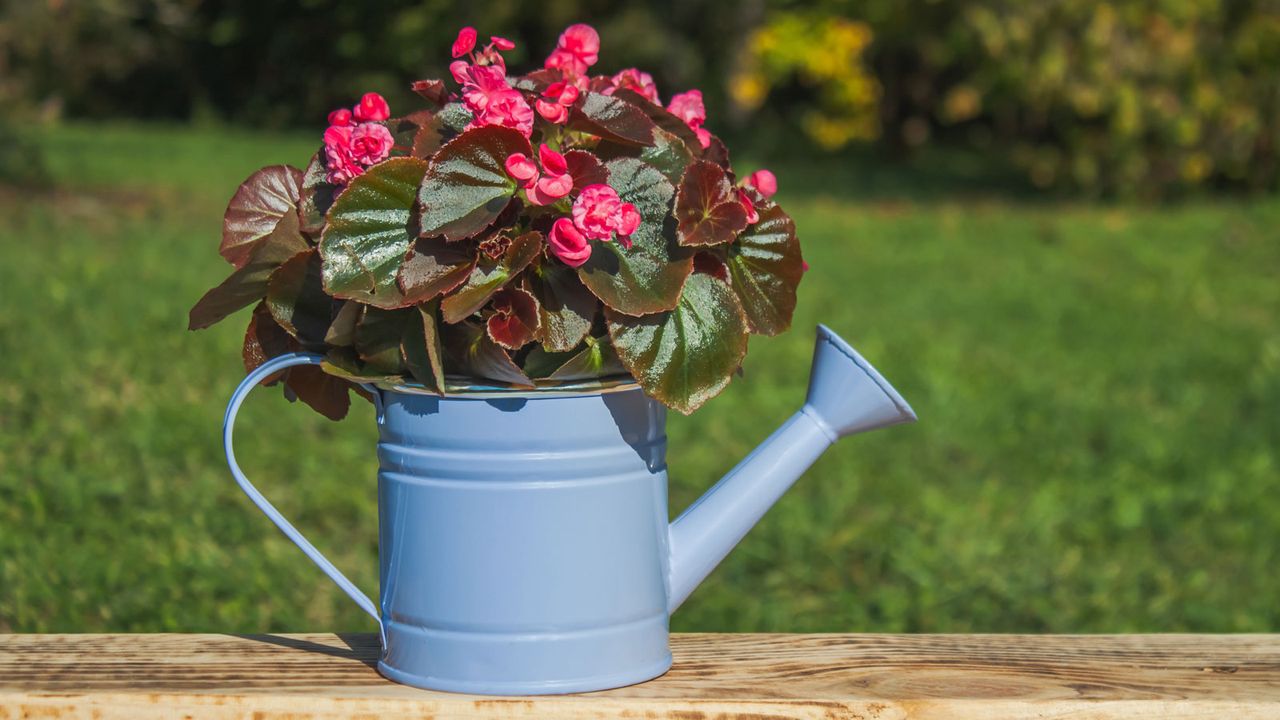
[{"left": 1, "top": 122, "right": 1278, "bottom": 634}]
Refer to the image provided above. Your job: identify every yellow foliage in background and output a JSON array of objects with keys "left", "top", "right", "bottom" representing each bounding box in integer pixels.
[
  {"left": 731, "top": 12, "right": 880, "bottom": 149},
  {"left": 939, "top": 0, "right": 1280, "bottom": 193}
]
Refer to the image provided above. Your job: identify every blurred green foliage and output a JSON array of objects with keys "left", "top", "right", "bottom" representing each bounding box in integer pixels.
[
  {"left": 845, "top": 0, "right": 1280, "bottom": 195},
  {"left": 1, "top": 124, "right": 1277, "bottom": 634},
  {"left": 3, "top": 0, "right": 1279, "bottom": 194}
]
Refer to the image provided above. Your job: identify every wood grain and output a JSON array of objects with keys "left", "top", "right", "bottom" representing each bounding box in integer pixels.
[{"left": 1, "top": 633, "right": 1277, "bottom": 719}]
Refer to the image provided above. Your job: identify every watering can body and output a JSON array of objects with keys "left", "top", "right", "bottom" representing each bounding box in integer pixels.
[{"left": 222, "top": 325, "right": 916, "bottom": 694}]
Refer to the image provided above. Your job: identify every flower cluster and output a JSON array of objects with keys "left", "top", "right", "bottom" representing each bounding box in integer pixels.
[
  {"left": 322, "top": 93, "right": 395, "bottom": 185},
  {"left": 450, "top": 29, "right": 534, "bottom": 137},
  {"left": 194, "top": 22, "right": 803, "bottom": 418},
  {"left": 549, "top": 185, "right": 642, "bottom": 267},
  {"left": 502, "top": 144, "right": 640, "bottom": 266}
]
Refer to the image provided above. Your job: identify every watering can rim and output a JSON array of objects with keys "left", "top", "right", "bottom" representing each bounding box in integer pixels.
[{"left": 373, "top": 373, "right": 641, "bottom": 399}]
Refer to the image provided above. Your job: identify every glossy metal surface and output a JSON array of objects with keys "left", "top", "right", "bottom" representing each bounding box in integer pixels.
[{"left": 220, "top": 325, "right": 915, "bottom": 694}]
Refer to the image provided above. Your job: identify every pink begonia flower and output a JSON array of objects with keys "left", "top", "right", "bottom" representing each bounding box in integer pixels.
[
  {"left": 457, "top": 64, "right": 509, "bottom": 113},
  {"left": 350, "top": 123, "right": 394, "bottom": 166},
  {"left": 545, "top": 23, "right": 600, "bottom": 76},
  {"left": 667, "top": 90, "right": 705, "bottom": 127},
  {"left": 454, "top": 62, "right": 534, "bottom": 137},
  {"left": 571, "top": 184, "right": 640, "bottom": 245},
  {"left": 572, "top": 184, "right": 622, "bottom": 240},
  {"left": 323, "top": 125, "right": 362, "bottom": 185},
  {"left": 736, "top": 188, "right": 759, "bottom": 225},
  {"left": 616, "top": 202, "right": 641, "bottom": 249},
  {"left": 449, "top": 60, "right": 471, "bottom": 85},
  {"left": 353, "top": 92, "right": 390, "bottom": 123},
  {"left": 746, "top": 169, "right": 777, "bottom": 198},
  {"left": 452, "top": 27, "right": 477, "bottom": 58},
  {"left": 491, "top": 36, "right": 515, "bottom": 51},
  {"left": 606, "top": 68, "right": 660, "bottom": 104},
  {"left": 536, "top": 81, "right": 580, "bottom": 124},
  {"left": 548, "top": 218, "right": 592, "bottom": 267},
  {"left": 504, "top": 152, "right": 539, "bottom": 189},
  {"left": 668, "top": 89, "right": 712, "bottom": 149},
  {"left": 479, "top": 89, "right": 535, "bottom": 137},
  {"left": 328, "top": 108, "right": 353, "bottom": 127},
  {"left": 528, "top": 145, "right": 574, "bottom": 205}
]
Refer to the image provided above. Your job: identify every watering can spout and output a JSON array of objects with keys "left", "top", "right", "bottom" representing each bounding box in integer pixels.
[{"left": 666, "top": 325, "right": 916, "bottom": 612}]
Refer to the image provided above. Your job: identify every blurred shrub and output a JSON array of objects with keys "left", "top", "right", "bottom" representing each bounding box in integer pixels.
[
  {"left": 851, "top": 0, "right": 1280, "bottom": 195},
  {"left": 730, "top": 12, "right": 880, "bottom": 150},
  {"left": 0, "top": 0, "right": 749, "bottom": 129},
  {"left": 4, "top": 0, "right": 1279, "bottom": 195}
]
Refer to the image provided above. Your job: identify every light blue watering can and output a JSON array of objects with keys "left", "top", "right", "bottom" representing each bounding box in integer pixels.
[{"left": 223, "top": 324, "right": 915, "bottom": 694}]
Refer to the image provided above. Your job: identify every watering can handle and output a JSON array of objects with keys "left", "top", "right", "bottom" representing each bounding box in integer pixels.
[{"left": 222, "top": 352, "right": 384, "bottom": 640}]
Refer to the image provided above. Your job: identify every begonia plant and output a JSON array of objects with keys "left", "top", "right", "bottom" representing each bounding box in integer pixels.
[{"left": 190, "top": 23, "right": 804, "bottom": 417}]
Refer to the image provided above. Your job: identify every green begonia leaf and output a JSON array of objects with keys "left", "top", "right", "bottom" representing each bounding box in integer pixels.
[
  {"left": 417, "top": 126, "right": 529, "bottom": 241},
  {"left": 266, "top": 248, "right": 331, "bottom": 345},
  {"left": 525, "top": 259, "right": 597, "bottom": 352},
  {"left": 243, "top": 303, "right": 353, "bottom": 421},
  {"left": 440, "top": 320, "right": 534, "bottom": 388},
  {"left": 298, "top": 151, "right": 337, "bottom": 236},
  {"left": 597, "top": 126, "right": 694, "bottom": 184},
  {"left": 440, "top": 231, "right": 542, "bottom": 323},
  {"left": 726, "top": 200, "right": 804, "bottom": 336},
  {"left": 402, "top": 302, "right": 446, "bottom": 393},
  {"left": 675, "top": 160, "right": 749, "bottom": 247},
  {"left": 576, "top": 158, "right": 692, "bottom": 315},
  {"left": 546, "top": 335, "right": 628, "bottom": 381},
  {"left": 221, "top": 165, "right": 304, "bottom": 269},
  {"left": 611, "top": 88, "right": 703, "bottom": 152},
  {"left": 566, "top": 92, "right": 657, "bottom": 146},
  {"left": 355, "top": 306, "right": 411, "bottom": 375},
  {"left": 606, "top": 273, "right": 748, "bottom": 414},
  {"left": 319, "top": 157, "right": 429, "bottom": 308},
  {"left": 189, "top": 211, "right": 308, "bottom": 330},
  {"left": 324, "top": 300, "right": 362, "bottom": 346},
  {"left": 397, "top": 236, "right": 476, "bottom": 304}
]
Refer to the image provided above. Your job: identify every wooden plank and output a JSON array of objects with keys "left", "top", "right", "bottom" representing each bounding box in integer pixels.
[{"left": 1, "top": 633, "right": 1277, "bottom": 719}]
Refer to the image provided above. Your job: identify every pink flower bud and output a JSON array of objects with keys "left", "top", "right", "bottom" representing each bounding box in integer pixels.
[
  {"left": 449, "top": 60, "right": 471, "bottom": 85},
  {"left": 352, "top": 92, "right": 390, "bottom": 122},
  {"left": 504, "top": 152, "right": 539, "bottom": 187},
  {"left": 746, "top": 169, "right": 777, "bottom": 198},
  {"left": 536, "top": 99, "right": 569, "bottom": 124},
  {"left": 327, "top": 108, "right": 353, "bottom": 127},
  {"left": 534, "top": 174, "right": 574, "bottom": 203},
  {"left": 452, "top": 27, "right": 477, "bottom": 58},
  {"left": 539, "top": 144, "right": 568, "bottom": 176},
  {"left": 527, "top": 145, "right": 573, "bottom": 205},
  {"left": 490, "top": 36, "right": 515, "bottom": 51},
  {"left": 548, "top": 217, "right": 592, "bottom": 267}
]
